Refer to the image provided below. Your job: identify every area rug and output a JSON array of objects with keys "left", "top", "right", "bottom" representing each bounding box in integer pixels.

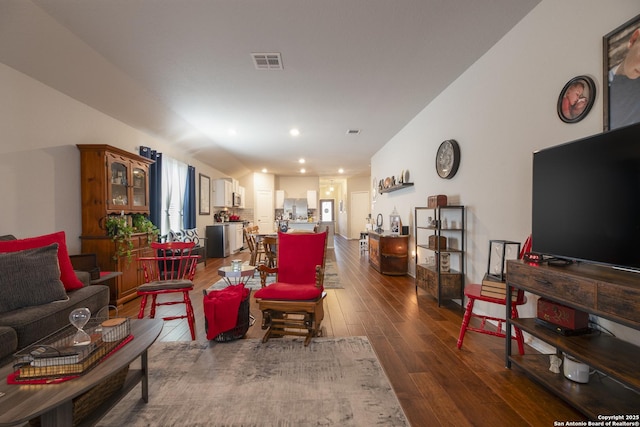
[
  {"left": 208, "top": 259, "right": 342, "bottom": 291},
  {"left": 98, "top": 337, "right": 409, "bottom": 427}
]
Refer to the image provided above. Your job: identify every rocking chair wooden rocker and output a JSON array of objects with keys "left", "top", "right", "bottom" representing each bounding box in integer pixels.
[{"left": 254, "top": 229, "right": 328, "bottom": 346}]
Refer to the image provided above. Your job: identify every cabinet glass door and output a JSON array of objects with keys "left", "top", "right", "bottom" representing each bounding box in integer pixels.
[
  {"left": 131, "top": 166, "right": 147, "bottom": 208},
  {"left": 109, "top": 159, "right": 129, "bottom": 209}
]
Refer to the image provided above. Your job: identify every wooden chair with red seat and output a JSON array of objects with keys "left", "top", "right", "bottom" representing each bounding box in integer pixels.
[
  {"left": 137, "top": 241, "right": 200, "bottom": 340},
  {"left": 254, "top": 229, "right": 328, "bottom": 346},
  {"left": 456, "top": 237, "right": 531, "bottom": 355}
]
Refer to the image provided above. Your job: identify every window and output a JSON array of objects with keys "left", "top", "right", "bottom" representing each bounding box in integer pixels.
[{"left": 161, "top": 156, "right": 188, "bottom": 236}]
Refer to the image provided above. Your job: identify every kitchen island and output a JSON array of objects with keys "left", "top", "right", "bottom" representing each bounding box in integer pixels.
[{"left": 286, "top": 221, "right": 318, "bottom": 232}]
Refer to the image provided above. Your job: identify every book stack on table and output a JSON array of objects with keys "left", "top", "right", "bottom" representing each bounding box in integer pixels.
[{"left": 480, "top": 274, "right": 518, "bottom": 300}]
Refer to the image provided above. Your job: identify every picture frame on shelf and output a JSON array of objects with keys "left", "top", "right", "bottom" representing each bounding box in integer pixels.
[
  {"left": 199, "top": 174, "right": 210, "bottom": 215},
  {"left": 556, "top": 75, "right": 595, "bottom": 123},
  {"left": 603, "top": 13, "right": 640, "bottom": 131}
]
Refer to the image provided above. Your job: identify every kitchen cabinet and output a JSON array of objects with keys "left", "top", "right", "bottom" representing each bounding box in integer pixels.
[
  {"left": 506, "top": 260, "right": 640, "bottom": 417},
  {"left": 226, "top": 222, "right": 244, "bottom": 254},
  {"left": 307, "top": 190, "right": 317, "bottom": 209},
  {"left": 414, "top": 206, "right": 465, "bottom": 305},
  {"left": 239, "top": 186, "right": 246, "bottom": 208},
  {"left": 77, "top": 144, "right": 155, "bottom": 306},
  {"left": 214, "top": 179, "right": 233, "bottom": 207},
  {"left": 275, "top": 190, "right": 285, "bottom": 209},
  {"left": 233, "top": 223, "right": 244, "bottom": 252}
]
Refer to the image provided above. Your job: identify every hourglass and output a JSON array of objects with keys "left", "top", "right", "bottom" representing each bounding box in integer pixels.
[{"left": 69, "top": 307, "right": 92, "bottom": 346}]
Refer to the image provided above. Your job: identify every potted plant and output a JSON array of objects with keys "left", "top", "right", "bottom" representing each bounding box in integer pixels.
[
  {"left": 105, "top": 215, "right": 134, "bottom": 262},
  {"left": 132, "top": 214, "right": 160, "bottom": 243}
]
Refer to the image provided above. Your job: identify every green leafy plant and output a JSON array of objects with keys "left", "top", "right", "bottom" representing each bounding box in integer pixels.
[
  {"left": 132, "top": 214, "right": 160, "bottom": 243},
  {"left": 105, "top": 215, "right": 134, "bottom": 262}
]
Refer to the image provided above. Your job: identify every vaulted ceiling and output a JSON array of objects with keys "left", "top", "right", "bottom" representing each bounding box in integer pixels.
[{"left": 1, "top": 0, "right": 540, "bottom": 178}]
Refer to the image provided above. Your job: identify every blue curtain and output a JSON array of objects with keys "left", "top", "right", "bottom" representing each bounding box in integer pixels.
[
  {"left": 183, "top": 166, "right": 196, "bottom": 229},
  {"left": 139, "top": 146, "right": 162, "bottom": 228}
]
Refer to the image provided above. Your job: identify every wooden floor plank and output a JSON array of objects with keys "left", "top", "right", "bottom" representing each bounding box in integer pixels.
[{"left": 115, "top": 234, "right": 586, "bottom": 426}]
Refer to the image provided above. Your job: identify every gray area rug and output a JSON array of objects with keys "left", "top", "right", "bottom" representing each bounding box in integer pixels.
[
  {"left": 98, "top": 337, "right": 408, "bottom": 427},
  {"left": 208, "top": 259, "right": 342, "bottom": 291}
]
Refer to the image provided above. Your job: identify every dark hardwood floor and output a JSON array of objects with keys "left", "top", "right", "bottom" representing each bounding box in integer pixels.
[{"left": 117, "top": 235, "right": 585, "bottom": 426}]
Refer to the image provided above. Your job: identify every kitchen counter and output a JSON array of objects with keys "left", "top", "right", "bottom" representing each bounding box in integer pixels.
[{"left": 287, "top": 222, "right": 318, "bottom": 232}]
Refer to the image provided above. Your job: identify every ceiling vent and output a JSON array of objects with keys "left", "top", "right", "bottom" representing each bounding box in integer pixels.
[
  {"left": 251, "top": 53, "right": 283, "bottom": 70},
  {"left": 346, "top": 129, "right": 361, "bottom": 135}
]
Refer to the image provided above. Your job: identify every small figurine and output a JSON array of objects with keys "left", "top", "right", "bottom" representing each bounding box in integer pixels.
[{"left": 549, "top": 354, "right": 562, "bottom": 374}]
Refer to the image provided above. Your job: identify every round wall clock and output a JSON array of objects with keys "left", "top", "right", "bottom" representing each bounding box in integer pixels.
[{"left": 435, "top": 139, "right": 460, "bottom": 179}]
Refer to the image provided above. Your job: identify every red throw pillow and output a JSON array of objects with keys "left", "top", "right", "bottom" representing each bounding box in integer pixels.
[{"left": 0, "top": 231, "right": 84, "bottom": 291}]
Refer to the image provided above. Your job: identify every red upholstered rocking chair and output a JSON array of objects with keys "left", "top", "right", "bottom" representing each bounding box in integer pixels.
[
  {"left": 254, "top": 229, "right": 328, "bottom": 346},
  {"left": 137, "top": 241, "right": 199, "bottom": 340}
]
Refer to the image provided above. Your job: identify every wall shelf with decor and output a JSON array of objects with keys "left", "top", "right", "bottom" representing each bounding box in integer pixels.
[
  {"left": 379, "top": 183, "right": 414, "bottom": 194},
  {"left": 506, "top": 260, "right": 640, "bottom": 417},
  {"left": 414, "top": 205, "right": 465, "bottom": 306}
]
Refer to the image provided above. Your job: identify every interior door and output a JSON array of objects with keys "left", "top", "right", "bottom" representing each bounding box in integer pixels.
[{"left": 255, "top": 189, "right": 274, "bottom": 233}]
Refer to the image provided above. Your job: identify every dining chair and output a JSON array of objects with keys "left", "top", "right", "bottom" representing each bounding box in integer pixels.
[
  {"left": 262, "top": 235, "right": 277, "bottom": 268},
  {"left": 137, "top": 241, "right": 199, "bottom": 340}
]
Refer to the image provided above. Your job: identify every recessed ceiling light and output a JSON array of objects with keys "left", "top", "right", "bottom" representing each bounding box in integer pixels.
[
  {"left": 290, "top": 128, "right": 300, "bottom": 137},
  {"left": 338, "top": 168, "right": 344, "bottom": 174},
  {"left": 261, "top": 168, "right": 268, "bottom": 173},
  {"left": 300, "top": 168, "right": 306, "bottom": 174},
  {"left": 298, "top": 158, "right": 305, "bottom": 164},
  {"left": 228, "top": 129, "right": 237, "bottom": 136}
]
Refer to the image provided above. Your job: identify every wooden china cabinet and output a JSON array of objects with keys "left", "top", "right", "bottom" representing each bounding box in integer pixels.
[{"left": 77, "top": 144, "right": 155, "bottom": 307}]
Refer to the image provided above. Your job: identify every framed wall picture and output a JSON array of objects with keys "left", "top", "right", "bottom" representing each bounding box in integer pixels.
[
  {"left": 199, "top": 174, "right": 210, "bottom": 215},
  {"left": 557, "top": 76, "right": 596, "bottom": 123},
  {"left": 603, "top": 13, "right": 640, "bottom": 131}
]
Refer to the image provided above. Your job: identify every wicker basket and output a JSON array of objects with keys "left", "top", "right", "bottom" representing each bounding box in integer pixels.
[
  {"left": 29, "top": 365, "right": 129, "bottom": 427},
  {"left": 206, "top": 294, "right": 253, "bottom": 342}
]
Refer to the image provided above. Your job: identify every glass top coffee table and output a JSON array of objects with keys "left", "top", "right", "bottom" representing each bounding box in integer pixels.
[{"left": 217, "top": 264, "right": 256, "bottom": 285}]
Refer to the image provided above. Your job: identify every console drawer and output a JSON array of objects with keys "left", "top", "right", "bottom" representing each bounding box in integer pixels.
[{"left": 507, "top": 261, "right": 596, "bottom": 310}]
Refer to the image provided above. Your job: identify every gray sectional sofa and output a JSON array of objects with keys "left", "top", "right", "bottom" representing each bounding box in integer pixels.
[{"left": 0, "top": 234, "right": 110, "bottom": 365}]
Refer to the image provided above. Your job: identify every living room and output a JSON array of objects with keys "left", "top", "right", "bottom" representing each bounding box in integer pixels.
[{"left": 2, "top": 1, "right": 640, "bottom": 425}]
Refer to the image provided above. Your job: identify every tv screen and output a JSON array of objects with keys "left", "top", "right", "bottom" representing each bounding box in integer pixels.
[{"left": 532, "top": 123, "right": 640, "bottom": 271}]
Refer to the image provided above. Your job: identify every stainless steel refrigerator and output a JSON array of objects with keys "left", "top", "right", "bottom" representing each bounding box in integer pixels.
[{"left": 206, "top": 224, "right": 230, "bottom": 258}]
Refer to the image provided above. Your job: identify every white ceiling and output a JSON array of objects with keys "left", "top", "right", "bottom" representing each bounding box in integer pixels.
[{"left": 2, "top": 0, "right": 540, "bottom": 178}]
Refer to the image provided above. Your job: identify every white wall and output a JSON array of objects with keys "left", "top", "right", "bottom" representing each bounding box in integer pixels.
[
  {"left": 0, "top": 62, "right": 224, "bottom": 253},
  {"left": 371, "top": 0, "right": 640, "bottom": 346}
]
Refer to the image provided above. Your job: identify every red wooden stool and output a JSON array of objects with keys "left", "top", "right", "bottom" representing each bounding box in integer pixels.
[{"left": 457, "top": 283, "right": 527, "bottom": 355}]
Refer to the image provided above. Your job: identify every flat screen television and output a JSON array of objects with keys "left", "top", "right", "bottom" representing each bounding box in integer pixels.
[{"left": 532, "top": 122, "right": 640, "bottom": 271}]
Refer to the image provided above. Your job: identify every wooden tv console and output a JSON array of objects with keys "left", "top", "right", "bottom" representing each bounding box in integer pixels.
[{"left": 506, "top": 260, "right": 640, "bottom": 418}]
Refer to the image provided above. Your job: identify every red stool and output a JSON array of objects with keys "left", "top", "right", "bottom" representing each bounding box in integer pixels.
[{"left": 457, "top": 283, "right": 527, "bottom": 355}]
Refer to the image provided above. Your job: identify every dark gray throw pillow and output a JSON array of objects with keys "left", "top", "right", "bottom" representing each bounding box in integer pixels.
[{"left": 0, "top": 243, "right": 68, "bottom": 313}]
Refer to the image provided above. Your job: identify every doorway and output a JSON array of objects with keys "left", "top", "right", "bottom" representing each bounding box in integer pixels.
[
  {"left": 319, "top": 199, "right": 334, "bottom": 221},
  {"left": 319, "top": 199, "right": 335, "bottom": 249}
]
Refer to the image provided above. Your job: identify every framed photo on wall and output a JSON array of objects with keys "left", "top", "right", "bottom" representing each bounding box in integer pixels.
[
  {"left": 557, "top": 76, "right": 595, "bottom": 123},
  {"left": 199, "top": 174, "right": 210, "bottom": 215},
  {"left": 603, "top": 13, "right": 640, "bottom": 131}
]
